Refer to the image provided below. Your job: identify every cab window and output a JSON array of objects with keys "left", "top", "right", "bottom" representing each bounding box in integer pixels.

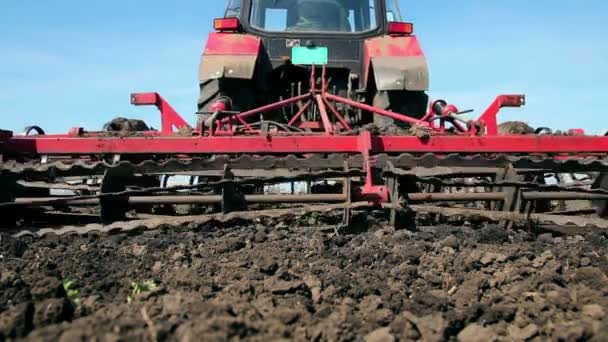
[
  {"left": 250, "top": 0, "right": 379, "bottom": 33},
  {"left": 225, "top": 0, "right": 241, "bottom": 18},
  {"left": 385, "top": 0, "right": 403, "bottom": 21}
]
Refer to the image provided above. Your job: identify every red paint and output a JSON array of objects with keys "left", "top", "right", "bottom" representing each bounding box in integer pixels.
[
  {"left": 210, "top": 100, "right": 228, "bottom": 112},
  {"left": 203, "top": 32, "right": 261, "bottom": 56},
  {"left": 568, "top": 129, "right": 585, "bottom": 136},
  {"left": 358, "top": 131, "right": 389, "bottom": 204},
  {"left": 322, "top": 97, "right": 352, "bottom": 131},
  {"left": 315, "top": 95, "right": 334, "bottom": 135},
  {"left": 7, "top": 135, "right": 608, "bottom": 155},
  {"left": 298, "top": 122, "right": 322, "bottom": 130},
  {"left": 387, "top": 22, "right": 414, "bottom": 35},
  {"left": 287, "top": 101, "right": 312, "bottom": 127},
  {"left": 326, "top": 93, "right": 426, "bottom": 126},
  {"left": 213, "top": 17, "right": 241, "bottom": 31},
  {"left": 477, "top": 95, "right": 526, "bottom": 135},
  {"left": 363, "top": 35, "right": 425, "bottom": 86},
  {"left": 220, "top": 94, "right": 310, "bottom": 124},
  {"left": 130, "top": 93, "right": 190, "bottom": 135}
]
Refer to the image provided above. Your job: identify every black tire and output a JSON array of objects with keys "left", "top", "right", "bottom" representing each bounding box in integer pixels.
[
  {"left": 372, "top": 90, "right": 429, "bottom": 128},
  {"left": 103, "top": 118, "right": 149, "bottom": 132},
  {"left": 497, "top": 121, "right": 535, "bottom": 135},
  {"left": 197, "top": 78, "right": 256, "bottom": 127}
]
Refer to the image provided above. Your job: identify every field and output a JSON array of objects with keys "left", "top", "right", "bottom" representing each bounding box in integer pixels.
[{"left": 1, "top": 214, "right": 607, "bottom": 341}]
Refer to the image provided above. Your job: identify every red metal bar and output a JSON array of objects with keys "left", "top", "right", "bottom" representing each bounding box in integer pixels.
[
  {"left": 322, "top": 97, "right": 352, "bottom": 131},
  {"left": 449, "top": 118, "right": 468, "bottom": 133},
  {"left": 7, "top": 135, "right": 608, "bottom": 155},
  {"left": 287, "top": 101, "right": 312, "bottom": 127},
  {"left": 130, "top": 93, "right": 190, "bottom": 135},
  {"left": 299, "top": 122, "right": 322, "bottom": 130},
  {"left": 477, "top": 95, "right": 526, "bottom": 135},
  {"left": 234, "top": 114, "right": 255, "bottom": 133},
  {"left": 357, "top": 131, "right": 389, "bottom": 204},
  {"left": 325, "top": 93, "right": 428, "bottom": 127},
  {"left": 420, "top": 107, "right": 434, "bottom": 123},
  {"left": 359, "top": 131, "right": 373, "bottom": 187},
  {"left": 315, "top": 95, "right": 334, "bottom": 135},
  {"left": 220, "top": 94, "right": 311, "bottom": 124}
]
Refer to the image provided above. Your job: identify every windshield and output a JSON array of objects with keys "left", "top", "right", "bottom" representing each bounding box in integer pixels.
[
  {"left": 249, "top": 0, "right": 378, "bottom": 33},
  {"left": 225, "top": 0, "right": 241, "bottom": 17},
  {"left": 385, "top": 0, "right": 402, "bottom": 22}
]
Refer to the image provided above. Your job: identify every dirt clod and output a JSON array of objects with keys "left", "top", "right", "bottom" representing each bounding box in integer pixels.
[
  {"left": 365, "top": 327, "right": 395, "bottom": 342},
  {"left": 457, "top": 323, "right": 498, "bottom": 342},
  {"left": 507, "top": 323, "right": 539, "bottom": 341}
]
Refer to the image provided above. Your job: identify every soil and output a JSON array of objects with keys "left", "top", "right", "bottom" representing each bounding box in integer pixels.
[{"left": 1, "top": 215, "right": 608, "bottom": 341}]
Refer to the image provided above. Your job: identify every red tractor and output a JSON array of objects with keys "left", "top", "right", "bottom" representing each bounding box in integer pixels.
[
  {"left": 198, "top": 0, "right": 428, "bottom": 129},
  {"left": 1, "top": 0, "right": 608, "bottom": 235}
]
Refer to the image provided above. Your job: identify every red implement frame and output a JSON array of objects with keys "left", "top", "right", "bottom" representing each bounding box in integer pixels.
[{"left": 2, "top": 66, "right": 606, "bottom": 205}]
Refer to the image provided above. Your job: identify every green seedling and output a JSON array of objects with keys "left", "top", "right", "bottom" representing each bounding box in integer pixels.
[
  {"left": 62, "top": 279, "right": 81, "bottom": 307},
  {"left": 297, "top": 211, "right": 321, "bottom": 226},
  {"left": 128, "top": 280, "right": 158, "bottom": 303}
]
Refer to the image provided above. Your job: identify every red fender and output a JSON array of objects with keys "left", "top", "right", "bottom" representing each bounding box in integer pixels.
[
  {"left": 199, "top": 32, "right": 262, "bottom": 81},
  {"left": 363, "top": 35, "right": 429, "bottom": 91}
]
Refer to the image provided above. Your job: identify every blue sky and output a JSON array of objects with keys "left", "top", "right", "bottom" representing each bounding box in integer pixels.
[{"left": 1, "top": 1, "right": 607, "bottom": 134}]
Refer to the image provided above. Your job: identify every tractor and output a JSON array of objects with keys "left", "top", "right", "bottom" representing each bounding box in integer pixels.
[{"left": 198, "top": 0, "right": 428, "bottom": 129}]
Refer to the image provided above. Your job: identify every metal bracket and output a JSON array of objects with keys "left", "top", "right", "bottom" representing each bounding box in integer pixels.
[
  {"left": 385, "top": 162, "right": 417, "bottom": 230},
  {"left": 496, "top": 164, "right": 524, "bottom": 229},
  {"left": 341, "top": 161, "right": 352, "bottom": 232},
  {"left": 221, "top": 165, "right": 246, "bottom": 213},
  {"left": 0, "top": 173, "right": 18, "bottom": 227},
  {"left": 100, "top": 166, "right": 134, "bottom": 225},
  {"left": 386, "top": 162, "right": 400, "bottom": 228}
]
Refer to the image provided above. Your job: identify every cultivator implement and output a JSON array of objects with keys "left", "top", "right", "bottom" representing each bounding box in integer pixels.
[
  {"left": 2, "top": 0, "right": 608, "bottom": 235},
  {"left": 1, "top": 65, "right": 608, "bottom": 235}
]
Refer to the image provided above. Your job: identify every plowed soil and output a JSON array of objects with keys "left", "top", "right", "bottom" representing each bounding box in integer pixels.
[{"left": 1, "top": 215, "right": 608, "bottom": 341}]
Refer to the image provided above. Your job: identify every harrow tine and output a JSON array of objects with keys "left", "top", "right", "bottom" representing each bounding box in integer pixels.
[{"left": 100, "top": 166, "right": 134, "bottom": 225}]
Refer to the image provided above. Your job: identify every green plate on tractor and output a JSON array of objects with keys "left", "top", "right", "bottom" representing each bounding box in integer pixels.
[{"left": 291, "top": 46, "right": 328, "bottom": 66}]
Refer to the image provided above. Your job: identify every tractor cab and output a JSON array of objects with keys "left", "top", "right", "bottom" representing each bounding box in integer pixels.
[
  {"left": 199, "top": 0, "right": 428, "bottom": 127},
  {"left": 225, "top": 0, "right": 403, "bottom": 34}
]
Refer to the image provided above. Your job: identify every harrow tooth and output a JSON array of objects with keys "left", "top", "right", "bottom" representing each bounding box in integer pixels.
[
  {"left": 341, "top": 161, "right": 353, "bottom": 230},
  {"left": 221, "top": 165, "right": 247, "bottom": 213},
  {"left": 0, "top": 173, "right": 18, "bottom": 227},
  {"left": 592, "top": 173, "right": 608, "bottom": 217},
  {"left": 99, "top": 166, "right": 135, "bottom": 225}
]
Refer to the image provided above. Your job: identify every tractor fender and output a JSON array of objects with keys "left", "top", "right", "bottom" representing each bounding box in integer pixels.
[
  {"left": 199, "top": 32, "right": 262, "bottom": 81},
  {"left": 363, "top": 36, "right": 429, "bottom": 92}
]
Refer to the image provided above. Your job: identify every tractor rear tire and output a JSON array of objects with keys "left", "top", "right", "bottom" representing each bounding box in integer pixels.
[
  {"left": 497, "top": 121, "right": 535, "bottom": 135},
  {"left": 197, "top": 78, "right": 256, "bottom": 127},
  {"left": 372, "top": 90, "right": 429, "bottom": 129},
  {"left": 103, "top": 118, "right": 150, "bottom": 132}
]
